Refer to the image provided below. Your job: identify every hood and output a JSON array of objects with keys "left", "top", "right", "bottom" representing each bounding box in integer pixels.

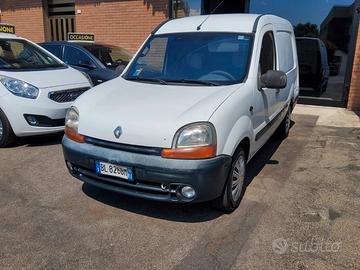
[
  {"left": 75, "top": 78, "right": 241, "bottom": 148},
  {"left": 0, "top": 67, "right": 88, "bottom": 89}
]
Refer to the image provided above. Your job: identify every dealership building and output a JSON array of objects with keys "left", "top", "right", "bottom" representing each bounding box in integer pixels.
[{"left": 1, "top": 0, "right": 360, "bottom": 110}]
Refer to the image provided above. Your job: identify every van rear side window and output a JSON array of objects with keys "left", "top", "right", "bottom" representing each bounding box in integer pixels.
[{"left": 277, "top": 32, "right": 294, "bottom": 72}]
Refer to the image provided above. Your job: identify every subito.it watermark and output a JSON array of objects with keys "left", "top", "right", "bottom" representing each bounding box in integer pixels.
[{"left": 272, "top": 238, "right": 342, "bottom": 255}]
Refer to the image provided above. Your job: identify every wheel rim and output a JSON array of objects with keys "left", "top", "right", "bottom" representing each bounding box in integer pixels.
[
  {"left": 0, "top": 117, "right": 3, "bottom": 140},
  {"left": 285, "top": 109, "right": 291, "bottom": 134},
  {"left": 231, "top": 153, "right": 246, "bottom": 201}
]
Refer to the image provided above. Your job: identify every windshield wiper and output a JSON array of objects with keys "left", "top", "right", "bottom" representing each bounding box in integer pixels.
[
  {"left": 165, "top": 79, "right": 220, "bottom": 86},
  {"left": 126, "top": 76, "right": 167, "bottom": 85}
]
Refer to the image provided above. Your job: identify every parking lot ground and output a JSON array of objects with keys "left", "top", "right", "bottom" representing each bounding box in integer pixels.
[{"left": 0, "top": 105, "right": 359, "bottom": 270}]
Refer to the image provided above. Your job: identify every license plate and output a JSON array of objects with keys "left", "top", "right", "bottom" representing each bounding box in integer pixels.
[{"left": 95, "top": 161, "right": 133, "bottom": 181}]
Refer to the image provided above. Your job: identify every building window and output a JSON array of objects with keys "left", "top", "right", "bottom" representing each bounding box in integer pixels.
[
  {"left": 172, "top": 0, "right": 202, "bottom": 18},
  {"left": 170, "top": 0, "right": 250, "bottom": 18}
]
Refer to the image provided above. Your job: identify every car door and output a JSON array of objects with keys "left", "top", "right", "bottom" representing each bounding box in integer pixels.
[
  {"left": 41, "top": 44, "right": 64, "bottom": 60},
  {"left": 252, "top": 25, "right": 278, "bottom": 149}
]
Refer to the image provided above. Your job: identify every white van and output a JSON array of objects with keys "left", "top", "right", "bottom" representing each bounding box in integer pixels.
[
  {"left": 62, "top": 14, "right": 299, "bottom": 212},
  {"left": 0, "top": 25, "right": 92, "bottom": 147}
]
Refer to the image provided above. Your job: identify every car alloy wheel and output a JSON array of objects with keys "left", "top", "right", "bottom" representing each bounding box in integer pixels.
[
  {"left": 285, "top": 108, "right": 291, "bottom": 135},
  {"left": 0, "top": 117, "right": 3, "bottom": 141},
  {"left": 231, "top": 151, "right": 246, "bottom": 202}
]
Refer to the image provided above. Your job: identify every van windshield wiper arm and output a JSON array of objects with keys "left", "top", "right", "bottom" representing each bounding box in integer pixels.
[
  {"left": 126, "top": 76, "right": 168, "bottom": 85},
  {"left": 165, "top": 79, "right": 220, "bottom": 86}
]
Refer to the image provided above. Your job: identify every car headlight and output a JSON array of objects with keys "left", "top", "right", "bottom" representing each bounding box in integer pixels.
[
  {"left": 161, "top": 123, "right": 217, "bottom": 159},
  {"left": 0, "top": 75, "right": 39, "bottom": 99},
  {"left": 81, "top": 72, "right": 93, "bottom": 87},
  {"left": 65, "top": 106, "right": 85, "bottom": 143}
]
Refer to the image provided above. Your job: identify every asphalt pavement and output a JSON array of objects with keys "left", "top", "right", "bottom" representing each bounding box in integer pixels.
[{"left": 0, "top": 105, "right": 359, "bottom": 270}]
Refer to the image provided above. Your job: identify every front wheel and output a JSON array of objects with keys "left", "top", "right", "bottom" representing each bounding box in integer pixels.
[
  {"left": 0, "top": 109, "right": 16, "bottom": 147},
  {"left": 214, "top": 148, "right": 247, "bottom": 213}
]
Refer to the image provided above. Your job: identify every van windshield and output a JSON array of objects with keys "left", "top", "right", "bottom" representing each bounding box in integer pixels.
[
  {"left": 0, "top": 38, "right": 65, "bottom": 70},
  {"left": 124, "top": 32, "right": 253, "bottom": 85}
]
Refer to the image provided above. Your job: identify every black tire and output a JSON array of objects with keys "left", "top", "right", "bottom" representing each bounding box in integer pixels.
[
  {"left": 214, "top": 148, "right": 247, "bottom": 213},
  {"left": 0, "top": 109, "right": 16, "bottom": 147},
  {"left": 322, "top": 81, "right": 328, "bottom": 93},
  {"left": 276, "top": 106, "right": 292, "bottom": 139}
]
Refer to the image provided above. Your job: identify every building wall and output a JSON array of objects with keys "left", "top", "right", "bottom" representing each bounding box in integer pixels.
[
  {"left": 75, "top": 0, "right": 168, "bottom": 53},
  {"left": 348, "top": 24, "right": 360, "bottom": 111},
  {"left": 0, "top": 0, "right": 46, "bottom": 42}
]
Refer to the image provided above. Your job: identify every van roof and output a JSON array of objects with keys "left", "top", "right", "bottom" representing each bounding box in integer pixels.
[{"left": 155, "top": 14, "right": 291, "bottom": 35}]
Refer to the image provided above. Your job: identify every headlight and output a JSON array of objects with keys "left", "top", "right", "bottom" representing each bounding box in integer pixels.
[
  {"left": 0, "top": 75, "right": 39, "bottom": 99},
  {"left": 162, "top": 123, "right": 217, "bottom": 159},
  {"left": 175, "top": 123, "right": 216, "bottom": 148},
  {"left": 81, "top": 72, "right": 93, "bottom": 87},
  {"left": 65, "top": 106, "right": 79, "bottom": 132},
  {"left": 65, "top": 106, "right": 85, "bottom": 143}
]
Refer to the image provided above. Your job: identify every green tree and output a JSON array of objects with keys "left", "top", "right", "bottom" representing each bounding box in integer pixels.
[{"left": 294, "top": 23, "right": 320, "bottom": 38}]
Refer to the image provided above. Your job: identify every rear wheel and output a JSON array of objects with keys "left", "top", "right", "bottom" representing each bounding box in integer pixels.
[
  {"left": 214, "top": 148, "right": 247, "bottom": 213},
  {"left": 322, "top": 81, "right": 328, "bottom": 93},
  {"left": 277, "top": 106, "right": 292, "bottom": 139},
  {"left": 0, "top": 109, "right": 16, "bottom": 147}
]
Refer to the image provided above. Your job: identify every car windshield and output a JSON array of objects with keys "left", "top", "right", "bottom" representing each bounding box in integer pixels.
[
  {"left": 79, "top": 43, "right": 132, "bottom": 68},
  {"left": 124, "top": 32, "right": 253, "bottom": 85},
  {"left": 0, "top": 38, "right": 65, "bottom": 70}
]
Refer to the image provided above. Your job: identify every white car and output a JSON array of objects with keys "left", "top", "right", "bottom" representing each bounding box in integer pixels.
[
  {"left": 62, "top": 14, "right": 299, "bottom": 212},
  {"left": 0, "top": 30, "right": 92, "bottom": 147}
]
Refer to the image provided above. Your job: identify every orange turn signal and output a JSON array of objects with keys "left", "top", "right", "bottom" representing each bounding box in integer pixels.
[
  {"left": 65, "top": 127, "right": 85, "bottom": 143},
  {"left": 161, "top": 145, "right": 216, "bottom": 159}
]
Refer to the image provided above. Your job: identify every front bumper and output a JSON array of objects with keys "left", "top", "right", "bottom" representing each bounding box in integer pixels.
[
  {"left": 62, "top": 136, "right": 232, "bottom": 203},
  {"left": 0, "top": 83, "right": 90, "bottom": 137}
]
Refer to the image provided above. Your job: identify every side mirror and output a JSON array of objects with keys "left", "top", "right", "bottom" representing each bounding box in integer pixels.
[
  {"left": 260, "top": 70, "right": 287, "bottom": 89},
  {"left": 78, "top": 60, "right": 96, "bottom": 69}
]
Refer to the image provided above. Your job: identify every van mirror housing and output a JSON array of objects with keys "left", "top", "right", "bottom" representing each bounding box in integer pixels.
[{"left": 260, "top": 70, "right": 287, "bottom": 89}]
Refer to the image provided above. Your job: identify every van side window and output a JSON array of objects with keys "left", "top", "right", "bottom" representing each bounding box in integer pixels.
[
  {"left": 259, "top": 31, "right": 276, "bottom": 75},
  {"left": 277, "top": 32, "right": 294, "bottom": 72}
]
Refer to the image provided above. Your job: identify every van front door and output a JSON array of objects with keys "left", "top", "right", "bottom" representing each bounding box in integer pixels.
[{"left": 252, "top": 26, "right": 278, "bottom": 149}]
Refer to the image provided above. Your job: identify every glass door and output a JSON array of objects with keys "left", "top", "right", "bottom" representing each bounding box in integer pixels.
[{"left": 249, "top": 0, "right": 358, "bottom": 106}]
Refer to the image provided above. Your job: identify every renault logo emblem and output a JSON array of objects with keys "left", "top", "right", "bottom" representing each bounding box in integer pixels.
[{"left": 114, "top": 126, "right": 122, "bottom": 139}]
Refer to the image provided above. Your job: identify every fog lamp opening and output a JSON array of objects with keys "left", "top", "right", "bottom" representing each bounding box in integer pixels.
[
  {"left": 25, "top": 115, "right": 39, "bottom": 126},
  {"left": 180, "top": 186, "right": 196, "bottom": 199}
]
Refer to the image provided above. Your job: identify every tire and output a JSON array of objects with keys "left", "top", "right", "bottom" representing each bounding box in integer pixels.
[
  {"left": 214, "top": 148, "right": 247, "bottom": 213},
  {"left": 313, "top": 84, "right": 322, "bottom": 96},
  {"left": 322, "top": 82, "right": 328, "bottom": 93},
  {"left": 276, "top": 106, "right": 292, "bottom": 139},
  {"left": 0, "top": 109, "right": 16, "bottom": 147}
]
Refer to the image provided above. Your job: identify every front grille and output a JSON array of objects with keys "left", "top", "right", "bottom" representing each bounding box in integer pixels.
[
  {"left": 85, "top": 137, "right": 162, "bottom": 156},
  {"left": 48, "top": 87, "right": 90, "bottom": 103}
]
